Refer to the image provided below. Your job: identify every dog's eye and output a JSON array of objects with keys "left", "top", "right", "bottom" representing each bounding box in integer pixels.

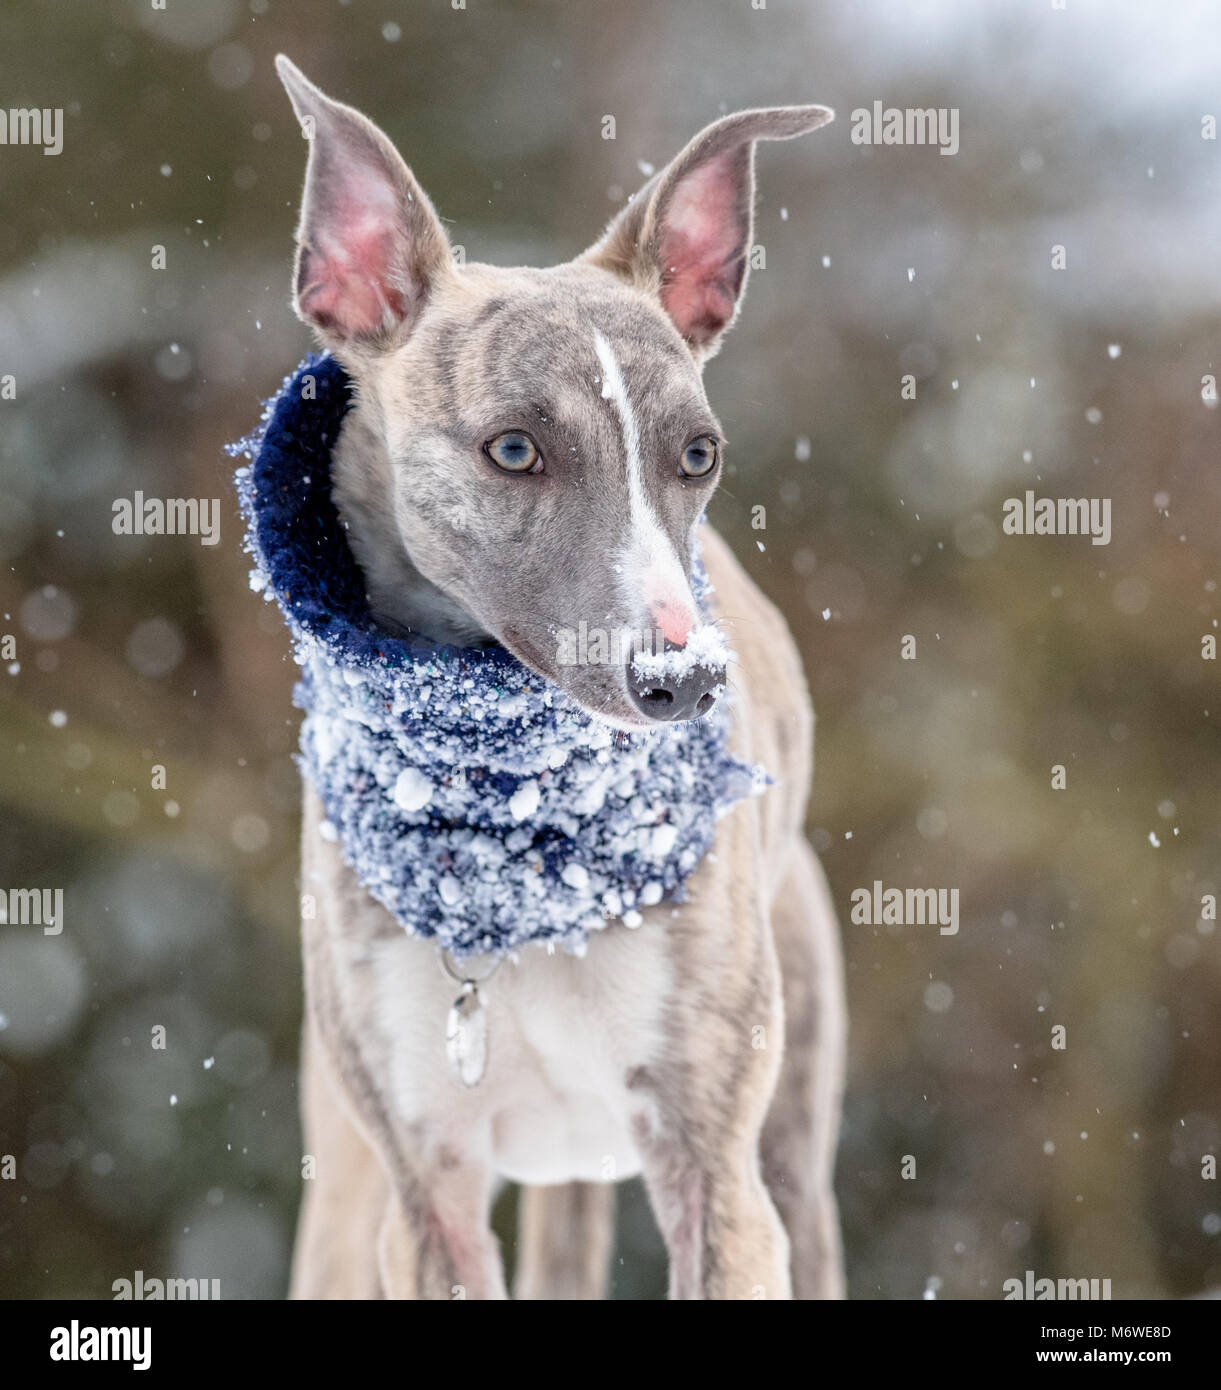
[
  {"left": 680, "top": 435, "right": 719, "bottom": 479},
  {"left": 484, "top": 431, "right": 541, "bottom": 474}
]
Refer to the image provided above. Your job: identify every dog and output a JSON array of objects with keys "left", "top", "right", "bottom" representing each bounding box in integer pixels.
[{"left": 272, "top": 54, "right": 846, "bottom": 1300}]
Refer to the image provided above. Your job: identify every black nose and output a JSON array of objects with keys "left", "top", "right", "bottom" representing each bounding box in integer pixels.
[{"left": 627, "top": 641, "right": 724, "bottom": 723}]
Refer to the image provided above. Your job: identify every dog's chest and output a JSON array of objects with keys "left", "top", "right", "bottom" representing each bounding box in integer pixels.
[{"left": 369, "top": 918, "right": 676, "bottom": 1185}]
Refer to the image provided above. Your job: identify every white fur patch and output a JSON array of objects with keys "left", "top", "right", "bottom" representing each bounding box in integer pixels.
[
  {"left": 371, "top": 919, "right": 674, "bottom": 1185},
  {"left": 592, "top": 329, "right": 697, "bottom": 634}
]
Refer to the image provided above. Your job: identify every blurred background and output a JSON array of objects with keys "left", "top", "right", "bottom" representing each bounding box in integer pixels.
[{"left": 1, "top": 0, "right": 1219, "bottom": 1300}]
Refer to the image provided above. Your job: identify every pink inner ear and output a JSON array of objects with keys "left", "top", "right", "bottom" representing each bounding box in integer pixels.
[
  {"left": 657, "top": 155, "right": 747, "bottom": 345},
  {"left": 299, "top": 181, "right": 407, "bottom": 340}
]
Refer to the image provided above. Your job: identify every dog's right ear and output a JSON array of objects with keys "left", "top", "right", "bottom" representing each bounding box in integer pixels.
[{"left": 275, "top": 55, "right": 452, "bottom": 351}]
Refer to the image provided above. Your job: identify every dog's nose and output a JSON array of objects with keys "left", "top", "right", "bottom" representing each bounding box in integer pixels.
[
  {"left": 649, "top": 597, "right": 693, "bottom": 648},
  {"left": 627, "top": 639, "right": 724, "bottom": 723}
]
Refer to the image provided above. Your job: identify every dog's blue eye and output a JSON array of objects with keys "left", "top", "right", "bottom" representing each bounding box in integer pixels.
[
  {"left": 680, "top": 435, "right": 719, "bottom": 479},
  {"left": 484, "top": 431, "right": 541, "bottom": 474}
]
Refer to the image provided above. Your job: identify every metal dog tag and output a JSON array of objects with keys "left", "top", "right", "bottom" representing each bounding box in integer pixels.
[{"left": 445, "top": 981, "right": 488, "bottom": 1088}]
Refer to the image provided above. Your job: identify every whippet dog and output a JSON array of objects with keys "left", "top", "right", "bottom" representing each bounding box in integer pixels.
[{"left": 272, "top": 55, "right": 845, "bottom": 1300}]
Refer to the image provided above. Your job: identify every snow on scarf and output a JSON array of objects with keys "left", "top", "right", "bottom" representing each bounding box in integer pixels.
[{"left": 231, "top": 355, "right": 765, "bottom": 959}]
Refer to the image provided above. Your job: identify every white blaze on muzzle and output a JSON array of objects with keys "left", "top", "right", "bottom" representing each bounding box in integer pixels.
[{"left": 592, "top": 329, "right": 698, "bottom": 647}]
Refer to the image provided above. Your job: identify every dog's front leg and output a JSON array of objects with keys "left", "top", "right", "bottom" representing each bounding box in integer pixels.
[
  {"left": 307, "top": 993, "right": 507, "bottom": 1300},
  {"left": 308, "top": 1000, "right": 506, "bottom": 1299},
  {"left": 629, "top": 893, "right": 792, "bottom": 1300},
  {"left": 639, "top": 1136, "right": 792, "bottom": 1301},
  {"left": 376, "top": 1154, "right": 507, "bottom": 1301},
  {"left": 302, "top": 818, "right": 507, "bottom": 1299}
]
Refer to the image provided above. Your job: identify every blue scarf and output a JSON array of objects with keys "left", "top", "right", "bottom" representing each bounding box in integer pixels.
[{"left": 232, "top": 356, "right": 764, "bottom": 960}]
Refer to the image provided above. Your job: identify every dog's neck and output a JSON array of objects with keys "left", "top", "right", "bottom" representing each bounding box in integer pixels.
[
  {"left": 330, "top": 405, "right": 494, "bottom": 648},
  {"left": 237, "top": 351, "right": 762, "bottom": 958}
]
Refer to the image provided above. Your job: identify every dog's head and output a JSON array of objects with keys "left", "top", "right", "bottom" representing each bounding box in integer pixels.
[{"left": 275, "top": 56, "right": 831, "bottom": 730}]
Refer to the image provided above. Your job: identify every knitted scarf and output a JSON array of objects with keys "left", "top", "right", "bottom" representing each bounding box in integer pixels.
[{"left": 232, "top": 355, "right": 764, "bottom": 960}]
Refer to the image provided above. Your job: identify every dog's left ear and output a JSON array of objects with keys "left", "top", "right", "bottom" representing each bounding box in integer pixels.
[{"left": 582, "top": 105, "right": 833, "bottom": 360}]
